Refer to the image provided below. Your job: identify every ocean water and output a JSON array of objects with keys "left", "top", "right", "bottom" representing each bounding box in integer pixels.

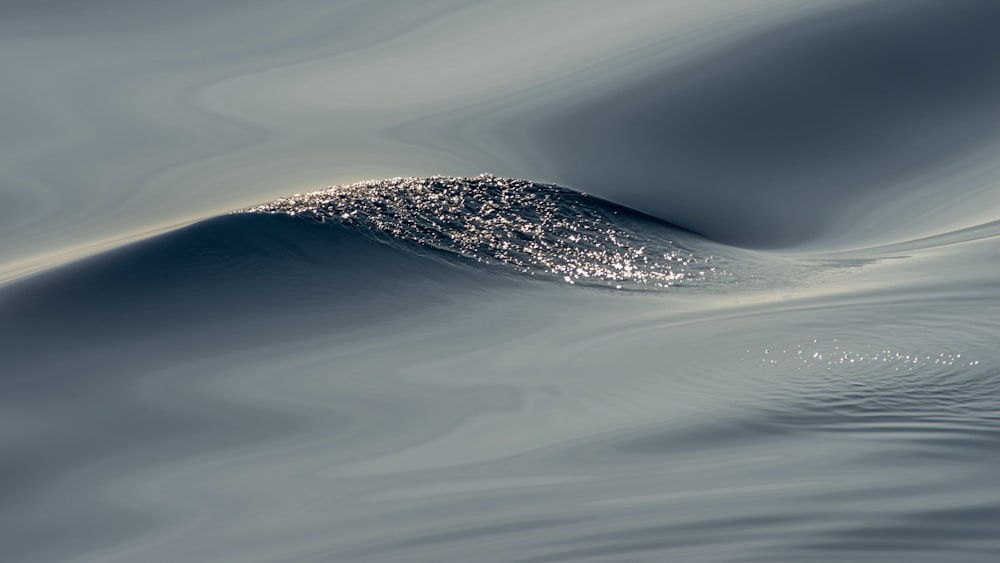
[{"left": 2, "top": 1, "right": 999, "bottom": 562}]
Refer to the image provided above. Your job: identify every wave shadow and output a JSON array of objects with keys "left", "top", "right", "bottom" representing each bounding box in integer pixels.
[{"left": 533, "top": 0, "right": 1000, "bottom": 247}]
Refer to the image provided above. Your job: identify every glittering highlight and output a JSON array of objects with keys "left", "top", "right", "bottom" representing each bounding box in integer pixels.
[{"left": 243, "top": 175, "right": 731, "bottom": 290}]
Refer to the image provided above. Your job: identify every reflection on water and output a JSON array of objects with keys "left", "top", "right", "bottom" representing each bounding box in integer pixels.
[
  {"left": 244, "top": 175, "right": 745, "bottom": 289},
  {"left": 2, "top": 1, "right": 1000, "bottom": 562}
]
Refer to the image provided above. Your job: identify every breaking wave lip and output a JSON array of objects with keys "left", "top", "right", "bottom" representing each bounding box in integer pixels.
[{"left": 241, "top": 174, "right": 760, "bottom": 291}]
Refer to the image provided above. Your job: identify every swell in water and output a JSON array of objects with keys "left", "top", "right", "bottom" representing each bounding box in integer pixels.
[{"left": 0, "top": 175, "right": 762, "bottom": 369}]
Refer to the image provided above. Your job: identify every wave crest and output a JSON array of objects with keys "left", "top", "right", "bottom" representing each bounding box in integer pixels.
[{"left": 244, "top": 175, "right": 733, "bottom": 289}]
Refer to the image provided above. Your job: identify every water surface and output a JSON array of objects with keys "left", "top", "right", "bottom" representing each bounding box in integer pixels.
[{"left": 2, "top": 1, "right": 999, "bottom": 562}]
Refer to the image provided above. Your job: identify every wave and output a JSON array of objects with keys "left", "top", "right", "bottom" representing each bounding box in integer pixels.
[
  {"left": 0, "top": 174, "right": 787, "bottom": 373},
  {"left": 11, "top": 170, "right": 994, "bottom": 375},
  {"left": 242, "top": 174, "right": 749, "bottom": 290},
  {"left": 0, "top": 176, "right": 729, "bottom": 364}
]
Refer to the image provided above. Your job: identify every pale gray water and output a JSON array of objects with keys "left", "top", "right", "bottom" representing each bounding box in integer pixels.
[{"left": 2, "top": 1, "right": 1000, "bottom": 562}]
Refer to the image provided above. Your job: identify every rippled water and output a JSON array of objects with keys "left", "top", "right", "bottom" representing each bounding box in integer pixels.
[{"left": 3, "top": 1, "right": 1000, "bottom": 562}]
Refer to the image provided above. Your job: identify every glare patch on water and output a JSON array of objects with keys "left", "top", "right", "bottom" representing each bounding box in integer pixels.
[
  {"left": 244, "top": 175, "right": 730, "bottom": 289},
  {"left": 750, "top": 339, "right": 979, "bottom": 373}
]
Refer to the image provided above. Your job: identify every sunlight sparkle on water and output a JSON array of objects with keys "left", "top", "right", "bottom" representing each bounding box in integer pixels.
[{"left": 245, "top": 175, "right": 730, "bottom": 290}]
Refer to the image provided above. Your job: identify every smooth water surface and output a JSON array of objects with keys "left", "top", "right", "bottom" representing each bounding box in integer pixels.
[{"left": 2, "top": 2, "right": 1000, "bottom": 562}]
